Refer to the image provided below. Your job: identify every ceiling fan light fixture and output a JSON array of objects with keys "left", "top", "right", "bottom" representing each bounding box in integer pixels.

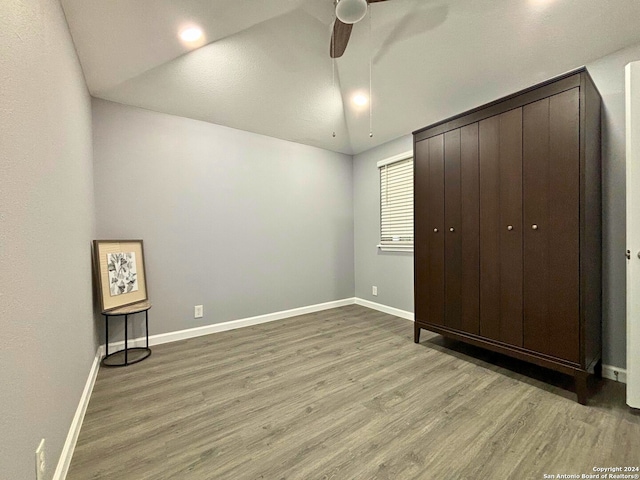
[{"left": 336, "top": 0, "right": 368, "bottom": 25}]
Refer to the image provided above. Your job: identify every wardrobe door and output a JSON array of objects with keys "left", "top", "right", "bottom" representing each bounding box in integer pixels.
[
  {"left": 444, "top": 129, "right": 463, "bottom": 330},
  {"left": 444, "top": 125, "right": 480, "bottom": 334},
  {"left": 414, "top": 138, "right": 429, "bottom": 324},
  {"left": 460, "top": 123, "right": 480, "bottom": 335},
  {"left": 523, "top": 89, "right": 580, "bottom": 363},
  {"left": 479, "top": 109, "right": 523, "bottom": 346},
  {"left": 415, "top": 135, "right": 445, "bottom": 326}
]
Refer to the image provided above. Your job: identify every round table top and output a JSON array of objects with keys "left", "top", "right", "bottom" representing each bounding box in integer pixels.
[{"left": 103, "top": 300, "right": 152, "bottom": 316}]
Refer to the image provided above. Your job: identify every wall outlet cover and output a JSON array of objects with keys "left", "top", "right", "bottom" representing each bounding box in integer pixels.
[{"left": 194, "top": 305, "right": 204, "bottom": 318}]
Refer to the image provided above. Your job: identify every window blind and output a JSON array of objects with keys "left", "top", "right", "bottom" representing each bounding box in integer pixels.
[{"left": 379, "top": 156, "right": 413, "bottom": 250}]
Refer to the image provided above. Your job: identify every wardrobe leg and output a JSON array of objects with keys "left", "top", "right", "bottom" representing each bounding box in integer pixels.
[
  {"left": 575, "top": 371, "right": 589, "bottom": 405},
  {"left": 414, "top": 324, "right": 421, "bottom": 344}
]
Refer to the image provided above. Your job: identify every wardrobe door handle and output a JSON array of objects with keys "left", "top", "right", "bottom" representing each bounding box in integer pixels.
[
  {"left": 449, "top": 227, "right": 455, "bottom": 232},
  {"left": 507, "top": 225, "right": 513, "bottom": 231},
  {"left": 433, "top": 228, "right": 438, "bottom": 233},
  {"left": 532, "top": 224, "right": 538, "bottom": 230}
]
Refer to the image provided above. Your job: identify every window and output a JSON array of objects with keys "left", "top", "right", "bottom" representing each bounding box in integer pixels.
[{"left": 377, "top": 151, "right": 414, "bottom": 252}]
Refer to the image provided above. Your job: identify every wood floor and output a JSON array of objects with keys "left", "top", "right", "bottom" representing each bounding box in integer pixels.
[{"left": 68, "top": 305, "right": 640, "bottom": 479}]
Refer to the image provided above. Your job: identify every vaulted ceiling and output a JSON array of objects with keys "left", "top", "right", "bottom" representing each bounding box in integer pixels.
[{"left": 61, "top": 0, "right": 640, "bottom": 155}]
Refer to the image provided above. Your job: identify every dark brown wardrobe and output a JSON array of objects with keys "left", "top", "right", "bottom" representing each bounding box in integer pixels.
[{"left": 413, "top": 68, "right": 602, "bottom": 404}]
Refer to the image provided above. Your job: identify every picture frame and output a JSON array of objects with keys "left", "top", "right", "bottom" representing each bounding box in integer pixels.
[{"left": 93, "top": 240, "right": 148, "bottom": 312}]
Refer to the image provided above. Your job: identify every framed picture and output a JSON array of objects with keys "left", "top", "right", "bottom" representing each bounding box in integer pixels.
[{"left": 93, "top": 240, "right": 148, "bottom": 312}]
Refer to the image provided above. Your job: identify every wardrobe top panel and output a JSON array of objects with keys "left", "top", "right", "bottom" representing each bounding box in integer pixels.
[{"left": 413, "top": 67, "right": 597, "bottom": 143}]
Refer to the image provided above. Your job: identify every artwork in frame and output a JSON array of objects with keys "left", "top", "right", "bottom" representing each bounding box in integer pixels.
[
  {"left": 107, "top": 252, "right": 139, "bottom": 296},
  {"left": 93, "top": 240, "right": 148, "bottom": 312}
]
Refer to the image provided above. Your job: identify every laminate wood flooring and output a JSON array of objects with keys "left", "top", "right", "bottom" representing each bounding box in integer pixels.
[{"left": 67, "top": 305, "right": 640, "bottom": 479}]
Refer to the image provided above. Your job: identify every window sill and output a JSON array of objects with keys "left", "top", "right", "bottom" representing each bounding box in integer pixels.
[{"left": 377, "top": 244, "right": 414, "bottom": 253}]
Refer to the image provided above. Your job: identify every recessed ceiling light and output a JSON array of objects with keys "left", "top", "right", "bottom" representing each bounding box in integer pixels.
[
  {"left": 180, "top": 27, "right": 203, "bottom": 42},
  {"left": 353, "top": 94, "right": 368, "bottom": 106},
  {"left": 529, "top": 0, "right": 555, "bottom": 8}
]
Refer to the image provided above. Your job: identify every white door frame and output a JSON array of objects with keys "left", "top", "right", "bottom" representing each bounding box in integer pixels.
[{"left": 626, "top": 61, "right": 640, "bottom": 409}]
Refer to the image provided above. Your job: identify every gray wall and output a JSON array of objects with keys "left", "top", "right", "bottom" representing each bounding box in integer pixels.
[
  {"left": 92, "top": 99, "right": 354, "bottom": 337},
  {"left": 0, "top": 1, "right": 98, "bottom": 479},
  {"left": 354, "top": 135, "right": 414, "bottom": 312},
  {"left": 353, "top": 43, "right": 640, "bottom": 369}
]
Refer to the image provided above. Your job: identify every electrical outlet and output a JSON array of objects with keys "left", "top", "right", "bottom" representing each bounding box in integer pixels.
[
  {"left": 35, "top": 439, "right": 45, "bottom": 480},
  {"left": 194, "top": 305, "right": 203, "bottom": 318},
  {"left": 372, "top": 286, "right": 378, "bottom": 296}
]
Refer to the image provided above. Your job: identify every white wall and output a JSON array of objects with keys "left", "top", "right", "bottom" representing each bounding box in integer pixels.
[
  {"left": 353, "top": 43, "right": 640, "bottom": 369},
  {"left": 92, "top": 99, "right": 354, "bottom": 338},
  {"left": 0, "top": 0, "right": 97, "bottom": 479}
]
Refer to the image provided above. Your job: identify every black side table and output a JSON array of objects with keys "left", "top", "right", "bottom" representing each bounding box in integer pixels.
[{"left": 103, "top": 301, "right": 152, "bottom": 367}]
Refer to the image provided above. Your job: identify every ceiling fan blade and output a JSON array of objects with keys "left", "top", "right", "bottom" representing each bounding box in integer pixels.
[
  {"left": 367, "top": 0, "right": 390, "bottom": 3},
  {"left": 330, "top": 19, "right": 353, "bottom": 58}
]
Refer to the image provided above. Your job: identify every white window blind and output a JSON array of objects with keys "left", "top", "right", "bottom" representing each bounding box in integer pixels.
[{"left": 378, "top": 152, "right": 414, "bottom": 252}]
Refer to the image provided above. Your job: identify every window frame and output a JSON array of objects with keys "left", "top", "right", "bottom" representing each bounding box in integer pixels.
[{"left": 377, "top": 150, "right": 414, "bottom": 252}]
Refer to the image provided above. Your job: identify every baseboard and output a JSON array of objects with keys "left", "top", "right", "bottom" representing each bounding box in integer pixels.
[
  {"left": 53, "top": 347, "right": 102, "bottom": 480},
  {"left": 104, "top": 297, "right": 357, "bottom": 351},
  {"left": 354, "top": 298, "right": 414, "bottom": 321},
  {"left": 602, "top": 364, "right": 627, "bottom": 384}
]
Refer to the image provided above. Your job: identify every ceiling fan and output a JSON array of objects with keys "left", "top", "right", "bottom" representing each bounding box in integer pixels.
[{"left": 330, "top": 0, "right": 389, "bottom": 58}]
